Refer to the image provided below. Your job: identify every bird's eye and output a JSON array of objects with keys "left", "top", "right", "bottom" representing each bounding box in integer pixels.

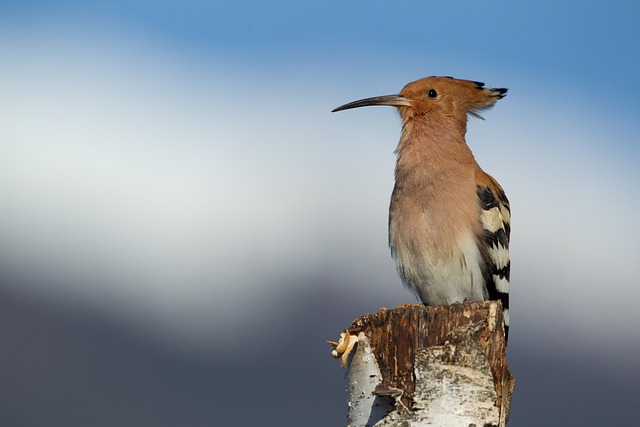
[{"left": 428, "top": 89, "right": 437, "bottom": 99}]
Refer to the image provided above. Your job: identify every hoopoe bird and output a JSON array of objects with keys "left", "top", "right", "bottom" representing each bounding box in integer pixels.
[{"left": 333, "top": 76, "right": 511, "bottom": 340}]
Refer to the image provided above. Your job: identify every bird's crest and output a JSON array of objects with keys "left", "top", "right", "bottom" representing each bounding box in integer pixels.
[{"left": 464, "top": 80, "right": 508, "bottom": 120}]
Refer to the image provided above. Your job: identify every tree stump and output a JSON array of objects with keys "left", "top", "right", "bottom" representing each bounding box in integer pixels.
[{"left": 329, "top": 301, "right": 514, "bottom": 426}]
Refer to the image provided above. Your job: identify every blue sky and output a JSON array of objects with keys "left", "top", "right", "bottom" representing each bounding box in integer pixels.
[{"left": 1, "top": 1, "right": 640, "bottom": 426}]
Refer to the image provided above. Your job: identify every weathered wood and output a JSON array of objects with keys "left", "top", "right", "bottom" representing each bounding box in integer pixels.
[{"left": 330, "top": 301, "right": 514, "bottom": 426}]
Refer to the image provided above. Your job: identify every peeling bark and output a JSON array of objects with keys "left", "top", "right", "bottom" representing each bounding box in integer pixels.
[{"left": 331, "top": 301, "right": 514, "bottom": 427}]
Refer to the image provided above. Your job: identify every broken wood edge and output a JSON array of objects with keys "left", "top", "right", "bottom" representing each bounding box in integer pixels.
[{"left": 328, "top": 301, "right": 514, "bottom": 426}]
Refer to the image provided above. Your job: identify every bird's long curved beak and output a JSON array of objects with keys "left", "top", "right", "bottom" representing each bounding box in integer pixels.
[{"left": 332, "top": 95, "right": 412, "bottom": 112}]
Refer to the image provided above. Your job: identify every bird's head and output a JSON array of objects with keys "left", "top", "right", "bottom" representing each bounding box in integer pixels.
[{"left": 333, "top": 76, "right": 507, "bottom": 127}]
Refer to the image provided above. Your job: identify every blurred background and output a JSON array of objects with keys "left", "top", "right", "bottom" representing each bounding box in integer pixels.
[{"left": 1, "top": 1, "right": 639, "bottom": 426}]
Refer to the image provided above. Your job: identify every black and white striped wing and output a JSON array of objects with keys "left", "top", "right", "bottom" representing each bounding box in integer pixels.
[{"left": 477, "top": 185, "right": 511, "bottom": 339}]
